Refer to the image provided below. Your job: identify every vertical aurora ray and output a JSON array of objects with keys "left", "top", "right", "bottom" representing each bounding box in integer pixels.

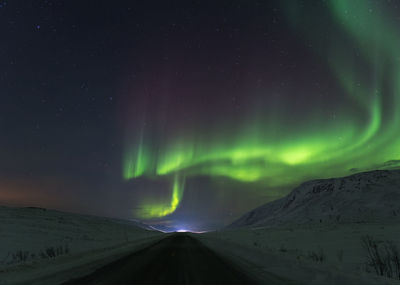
[
  {"left": 123, "top": 1, "right": 400, "bottom": 219},
  {"left": 123, "top": 141, "right": 149, "bottom": 180},
  {"left": 123, "top": 132, "right": 150, "bottom": 180}
]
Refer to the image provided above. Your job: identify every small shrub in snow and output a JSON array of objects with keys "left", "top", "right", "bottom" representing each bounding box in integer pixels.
[
  {"left": 361, "top": 235, "right": 400, "bottom": 280},
  {"left": 40, "top": 244, "right": 70, "bottom": 259},
  {"left": 12, "top": 250, "right": 29, "bottom": 263},
  {"left": 45, "top": 247, "right": 56, "bottom": 258},
  {"left": 0, "top": 245, "right": 69, "bottom": 264},
  {"left": 2, "top": 250, "right": 31, "bottom": 265},
  {"left": 307, "top": 248, "right": 325, "bottom": 263}
]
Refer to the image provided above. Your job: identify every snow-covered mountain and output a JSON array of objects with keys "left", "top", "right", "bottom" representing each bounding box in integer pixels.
[{"left": 229, "top": 170, "right": 400, "bottom": 228}]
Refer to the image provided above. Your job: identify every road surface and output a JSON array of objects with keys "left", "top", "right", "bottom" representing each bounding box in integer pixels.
[{"left": 64, "top": 233, "right": 264, "bottom": 285}]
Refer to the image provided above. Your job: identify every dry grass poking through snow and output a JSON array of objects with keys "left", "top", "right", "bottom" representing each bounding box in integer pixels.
[{"left": 361, "top": 235, "right": 400, "bottom": 280}]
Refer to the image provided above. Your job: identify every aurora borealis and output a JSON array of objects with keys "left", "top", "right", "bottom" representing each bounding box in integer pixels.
[
  {"left": 1, "top": 0, "right": 400, "bottom": 230},
  {"left": 122, "top": 0, "right": 400, "bottom": 221}
]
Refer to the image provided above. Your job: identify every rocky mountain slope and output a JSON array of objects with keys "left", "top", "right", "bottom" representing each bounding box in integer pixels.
[{"left": 229, "top": 170, "right": 400, "bottom": 228}]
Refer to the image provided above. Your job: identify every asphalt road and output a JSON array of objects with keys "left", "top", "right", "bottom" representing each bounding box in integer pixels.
[{"left": 63, "top": 233, "right": 262, "bottom": 285}]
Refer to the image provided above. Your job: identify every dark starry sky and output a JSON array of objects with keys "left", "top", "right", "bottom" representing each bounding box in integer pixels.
[{"left": 1, "top": 0, "right": 400, "bottom": 231}]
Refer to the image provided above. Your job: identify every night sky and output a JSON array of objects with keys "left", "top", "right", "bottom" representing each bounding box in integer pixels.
[{"left": 1, "top": 0, "right": 400, "bottom": 231}]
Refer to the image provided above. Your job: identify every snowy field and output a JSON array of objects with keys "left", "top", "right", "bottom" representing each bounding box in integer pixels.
[
  {"left": 0, "top": 206, "right": 163, "bottom": 284},
  {"left": 197, "top": 170, "right": 400, "bottom": 284},
  {"left": 198, "top": 222, "right": 400, "bottom": 285}
]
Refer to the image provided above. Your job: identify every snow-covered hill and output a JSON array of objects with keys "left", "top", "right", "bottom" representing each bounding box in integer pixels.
[
  {"left": 229, "top": 170, "right": 400, "bottom": 228},
  {"left": 0, "top": 206, "right": 158, "bottom": 268},
  {"left": 0, "top": 206, "right": 164, "bottom": 284}
]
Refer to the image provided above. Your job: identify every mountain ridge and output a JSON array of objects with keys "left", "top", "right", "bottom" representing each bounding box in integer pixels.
[{"left": 228, "top": 170, "right": 400, "bottom": 228}]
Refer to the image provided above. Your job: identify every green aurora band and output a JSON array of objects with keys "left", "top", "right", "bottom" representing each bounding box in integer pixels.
[
  {"left": 135, "top": 173, "right": 185, "bottom": 219},
  {"left": 124, "top": 0, "right": 400, "bottom": 219}
]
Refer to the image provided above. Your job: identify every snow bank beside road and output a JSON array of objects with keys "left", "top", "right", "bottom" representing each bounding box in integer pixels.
[
  {"left": 198, "top": 223, "right": 400, "bottom": 285},
  {"left": 0, "top": 206, "right": 163, "bottom": 284}
]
